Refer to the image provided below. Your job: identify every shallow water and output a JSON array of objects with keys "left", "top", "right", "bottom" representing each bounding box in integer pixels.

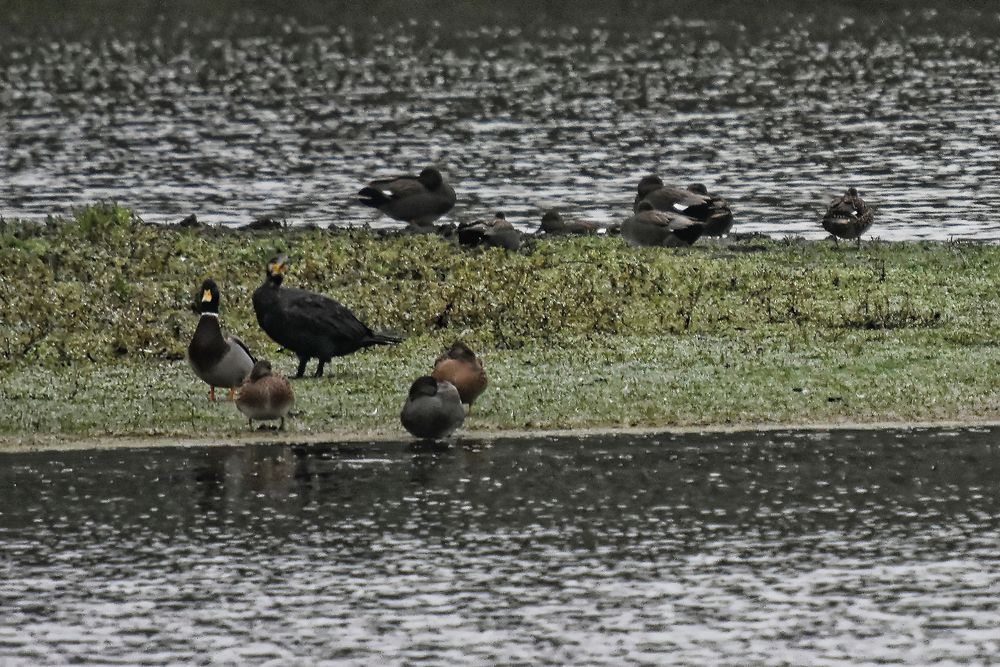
[
  {"left": 2, "top": 427, "right": 1000, "bottom": 664},
  {"left": 2, "top": 5, "right": 1000, "bottom": 240}
]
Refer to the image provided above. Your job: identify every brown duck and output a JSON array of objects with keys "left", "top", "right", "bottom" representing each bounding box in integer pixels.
[
  {"left": 822, "top": 187, "right": 874, "bottom": 244},
  {"left": 432, "top": 341, "right": 488, "bottom": 409},
  {"left": 456, "top": 212, "right": 522, "bottom": 251},
  {"left": 236, "top": 360, "right": 294, "bottom": 429},
  {"left": 686, "top": 183, "right": 734, "bottom": 237}
]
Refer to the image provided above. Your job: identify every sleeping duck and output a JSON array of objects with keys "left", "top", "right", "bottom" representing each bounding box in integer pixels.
[
  {"left": 686, "top": 183, "right": 734, "bottom": 237},
  {"left": 622, "top": 201, "right": 706, "bottom": 247},
  {"left": 357, "top": 166, "right": 456, "bottom": 229},
  {"left": 187, "top": 278, "right": 255, "bottom": 401},
  {"left": 822, "top": 187, "right": 874, "bottom": 244},
  {"left": 634, "top": 175, "right": 734, "bottom": 236},
  {"left": 236, "top": 360, "right": 294, "bottom": 430},
  {"left": 400, "top": 376, "right": 466, "bottom": 440},
  {"left": 252, "top": 255, "right": 401, "bottom": 378},
  {"left": 539, "top": 210, "right": 600, "bottom": 236},
  {"left": 456, "top": 212, "right": 523, "bottom": 251},
  {"left": 432, "top": 341, "right": 488, "bottom": 410}
]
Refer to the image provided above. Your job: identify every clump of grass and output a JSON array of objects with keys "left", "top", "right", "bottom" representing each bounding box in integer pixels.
[{"left": 4, "top": 203, "right": 993, "bottom": 369}]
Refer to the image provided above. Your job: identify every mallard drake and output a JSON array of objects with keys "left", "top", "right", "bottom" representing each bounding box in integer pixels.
[
  {"left": 686, "top": 183, "right": 734, "bottom": 237},
  {"left": 432, "top": 341, "right": 488, "bottom": 409},
  {"left": 622, "top": 201, "right": 706, "bottom": 247},
  {"left": 400, "top": 376, "right": 466, "bottom": 439},
  {"left": 187, "top": 278, "right": 255, "bottom": 402},
  {"left": 822, "top": 187, "right": 874, "bottom": 243},
  {"left": 252, "top": 255, "right": 402, "bottom": 378},
  {"left": 236, "top": 360, "right": 294, "bottom": 429},
  {"left": 357, "top": 166, "right": 456, "bottom": 228},
  {"left": 634, "top": 176, "right": 734, "bottom": 235},
  {"left": 539, "top": 210, "right": 599, "bottom": 236}
]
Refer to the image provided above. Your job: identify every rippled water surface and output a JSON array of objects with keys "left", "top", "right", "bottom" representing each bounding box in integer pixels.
[
  {"left": 2, "top": 4, "right": 1000, "bottom": 239},
  {"left": 3, "top": 428, "right": 1000, "bottom": 664}
]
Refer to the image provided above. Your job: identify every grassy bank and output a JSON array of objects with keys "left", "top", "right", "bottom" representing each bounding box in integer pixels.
[{"left": 2, "top": 203, "right": 999, "bottom": 445}]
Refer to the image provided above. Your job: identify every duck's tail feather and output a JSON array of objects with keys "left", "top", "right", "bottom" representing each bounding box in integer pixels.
[{"left": 357, "top": 186, "right": 391, "bottom": 209}]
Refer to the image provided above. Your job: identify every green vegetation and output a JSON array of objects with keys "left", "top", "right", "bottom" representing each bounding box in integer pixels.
[{"left": 2, "top": 203, "right": 999, "bottom": 446}]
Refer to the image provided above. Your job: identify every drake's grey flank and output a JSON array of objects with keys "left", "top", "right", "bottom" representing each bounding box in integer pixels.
[{"left": 187, "top": 278, "right": 255, "bottom": 401}]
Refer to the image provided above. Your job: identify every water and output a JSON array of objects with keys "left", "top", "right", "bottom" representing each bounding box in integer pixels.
[
  {"left": 2, "top": 4, "right": 1000, "bottom": 240},
  {"left": 2, "top": 428, "right": 1000, "bottom": 664}
]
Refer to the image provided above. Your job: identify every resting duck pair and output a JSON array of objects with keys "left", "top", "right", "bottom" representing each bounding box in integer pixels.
[
  {"left": 633, "top": 175, "right": 734, "bottom": 238},
  {"left": 456, "top": 210, "right": 599, "bottom": 247},
  {"left": 400, "top": 341, "right": 488, "bottom": 440}
]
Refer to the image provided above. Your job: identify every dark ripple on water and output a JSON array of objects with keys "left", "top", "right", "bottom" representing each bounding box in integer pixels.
[
  {"left": 2, "top": 428, "right": 1000, "bottom": 664},
  {"left": 2, "top": 12, "right": 1000, "bottom": 240}
]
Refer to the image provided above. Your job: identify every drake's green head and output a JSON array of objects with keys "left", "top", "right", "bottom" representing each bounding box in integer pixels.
[{"left": 197, "top": 278, "right": 220, "bottom": 314}]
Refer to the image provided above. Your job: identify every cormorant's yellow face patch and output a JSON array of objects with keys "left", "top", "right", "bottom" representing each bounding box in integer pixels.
[
  {"left": 202, "top": 289, "right": 213, "bottom": 302},
  {"left": 270, "top": 261, "right": 287, "bottom": 276}
]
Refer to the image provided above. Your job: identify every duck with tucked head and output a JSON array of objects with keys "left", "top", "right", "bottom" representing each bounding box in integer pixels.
[
  {"left": 622, "top": 201, "right": 706, "bottom": 248},
  {"left": 456, "top": 212, "right": 522, "bottom": 251},
  {"left": 686, "top": 183, "right": 734, "bottom": 237},
  {"left": 822, "top": 187, "right": 874, "bottom": 245},
  {"left": 400, "top": 376, "right": 466, "bottom": 440},
  {"left": 236, "top": 360, "right": 294, "bottom": 430},
  {"left": 432, "top": 341, "right": 488, "bottom": 410},
  {"left": 188, "top": 278, "right": 255, "bottom": 401},
  {"left": 539, "top": 210, "right": 599, "bottom": 236},
  {"left": 252, "top": 255, "right": 402, "bottom": 378},
  {"left": 357, "top": 166, "right": 456, "bottom": 229}
]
